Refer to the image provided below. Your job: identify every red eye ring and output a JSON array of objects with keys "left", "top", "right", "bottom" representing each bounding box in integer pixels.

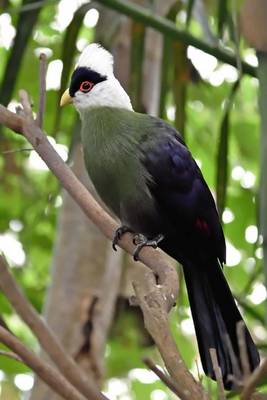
[{"left": 80, "top": 81, "right": 94, "bottom": 93}]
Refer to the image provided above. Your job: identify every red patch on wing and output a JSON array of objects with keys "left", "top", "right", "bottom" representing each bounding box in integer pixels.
[{"left": 196, "top": 218, "right": 210, "bottom": 234}]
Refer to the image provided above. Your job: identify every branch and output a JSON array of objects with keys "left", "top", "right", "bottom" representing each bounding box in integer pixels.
[
  {"left": 0, "top": 105, "right": 23, "bottom": 133},
  {"left": 96, "top": 0, "right": 256, "bottom": 77},
  {"left": 237, "top": 321, "right": 250, "bottom": 380},
  {"left": 241, "top": 359, "right": 267, "bottom": 400},
  {"left": 143, "top": 357, "right": 186, "bottom": 398},
  {"left": 257, "top": 51, "right": 267, "bottom": 326},
  {"left": 0, "top": 254, "right": 107, "bottom": 400},
  {"left": 209, "top": 349, "right": 226, "bottom": 400},
  {"left": 0, "top": 327, "right": 86, "bottom": 400},
  {"left": 36, "top": 53, "right": 47, "bottom": 129},
  {"left": 0, "top": 349, "right": 23, "bottom": 363},
  {"left": 133, "top": 270, "right": 207, "bottom": 400}
]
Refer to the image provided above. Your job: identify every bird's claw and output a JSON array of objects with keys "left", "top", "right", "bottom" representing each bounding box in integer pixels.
[
  {"left": 112, "top": 225, "right": 134, "bottom": 251},
  {"left": 133, "top": 234, "right": 164, "bottom": 261}
]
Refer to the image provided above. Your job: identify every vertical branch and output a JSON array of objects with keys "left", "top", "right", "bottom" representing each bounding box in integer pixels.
[
  {"left": 241, "top": 358, "right": 267, "bottom": 400},
  {"left": 53, "top": 2, "right": 92, "bottom": 133},
  {"left": 237, "top": 321, "right": 251, "bottom": 379},
  {"left": 159, "top": 1, "right": 181, "bottom": 121},
  {"left": 173, "top": 40, "right": 187, "bottom": 137},
  {"left": 129, "top": 19, "right": 145, "bottom": 112},
  {"left": 209, "top": 349, "right": 226, "bottom": 400},
  {"left": 143, "top": 357, "right": 185, "bottom": 398},
  {"left": 36, "top": 53, "right": 47, "bottom": 129},
  {"left": 257, "top": 50, "right": 267, "bottom": 322},
  {"left": 216, "top": 79, "right": 240, "bottom": 220},
  {"left": 0, "top": 0, "right": 41, "bottom": 107},
  {"left": 159, "top": 30, "right": 173, "bottom": 120}
]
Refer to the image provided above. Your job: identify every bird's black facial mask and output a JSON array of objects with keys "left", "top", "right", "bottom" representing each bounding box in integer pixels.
[{"left": 69, "top": 67, "right": 107, "bottom": 97}]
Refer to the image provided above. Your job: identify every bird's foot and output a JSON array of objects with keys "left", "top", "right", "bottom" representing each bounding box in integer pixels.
[
  {"left": 112, "top": 225, "right": 134, "bottom": 251},
  {"left": 133, "top": 233, "right": 164, "bottom": 261}
]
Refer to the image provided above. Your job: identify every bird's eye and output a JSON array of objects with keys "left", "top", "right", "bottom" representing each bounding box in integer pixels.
[{"left": 79, "top": 81, "right": 94, "bottom": 93}]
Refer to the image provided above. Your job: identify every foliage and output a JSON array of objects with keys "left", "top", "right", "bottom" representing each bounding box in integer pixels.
[{"left": 0, "top": 0, "right": 266, "bottom": 399}]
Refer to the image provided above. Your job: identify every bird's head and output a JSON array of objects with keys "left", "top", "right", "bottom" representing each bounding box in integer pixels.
[{"left": 60, "top": 43, "right": 132, "bottom": 113}]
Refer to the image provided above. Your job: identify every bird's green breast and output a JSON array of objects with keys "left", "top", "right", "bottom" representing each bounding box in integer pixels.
[{"left": 80, "top": 107, "right": 153, "bottom": 218}]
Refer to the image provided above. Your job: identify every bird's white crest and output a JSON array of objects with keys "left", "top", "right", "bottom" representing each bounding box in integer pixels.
[
  {"left": 73, "top": 43, "right": 133, "bottom": 112},
  {"left": 77, "top": 43, "right": 114, "bottom": 77}
]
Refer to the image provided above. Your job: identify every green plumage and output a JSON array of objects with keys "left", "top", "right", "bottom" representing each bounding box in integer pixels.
[{"left": 80, "top": 107, "right": 155, "bottom": 223}]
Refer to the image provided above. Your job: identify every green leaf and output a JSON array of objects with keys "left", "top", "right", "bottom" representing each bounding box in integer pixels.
[
  {"left": 216, "top": 80, "right": 240, "bottom": 220},
  {"left": 129, "top": 21, "right": 145, "bottom": 112},
  {"left": 53, "top": 2, "right": 93, "bottom": 133},
  {"left": 217, "top": 0, "right": 228, "bottom": 38},
  {"left": 186, "top": 0, "right": 195, "bottom": 28}
]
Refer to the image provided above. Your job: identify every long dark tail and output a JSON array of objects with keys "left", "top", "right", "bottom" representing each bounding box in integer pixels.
[{"left": 183, "top": 260, "right": 260, "bottom": 389}]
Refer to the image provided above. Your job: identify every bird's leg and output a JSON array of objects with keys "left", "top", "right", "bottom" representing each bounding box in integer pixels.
[
  {"left": 112, "top": 225, "right": 134, "bottom": 251},
  {"left": 133, "top": 233, "right": 164, "bottom": 261}
]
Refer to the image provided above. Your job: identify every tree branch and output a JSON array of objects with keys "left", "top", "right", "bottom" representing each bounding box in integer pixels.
[
  {"left": 36, "top": 52, "right": 47, "bottom": 129},
  {"left": 0, "top": 105, "right": 23, "bottom": 133},
  {"left": 241, "top": 359, "right": 267, "bottom": 400},
  {"left": 0, "top": 326, "right": 87, "bottom": 400},
  {"left": 143, "top": 356, "right": 186, "bottom": 398},
  {"left": 96, "top": 0, "right": 256, "bottom": 77},
  {"left": 0, "top": 254, "right": 108, "bottom": 400},
  {"left": 133, "top": 269, "right": 207, "bottom": 400},
  {"left": 0, "top": 349, "right": 23, "bottom": 363},
  {"left": 209, "top": 348, "right": 226, "bottom": 400},
  {"left": 237, "top": 321, "right": 251, "bottom": 380}
]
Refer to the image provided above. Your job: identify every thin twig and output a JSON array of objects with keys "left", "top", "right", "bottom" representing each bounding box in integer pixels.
[
  {"left": 0, "top": 254, "right": 108, "bottom": 400},
  {"left": 0, "top": 327, "right": 87, "bottom": 400},
  {"left": 36, "top": 53, "right": 47, "bottom": 129},
  {"left": 19, "top": 90, "right": 33, "bottom": 119},
  {"left": 1, "top": 147, "right": 33, "bottom": 155},
  {"left": 231, "top": 0, "right": 242, "bottom": 77},
  {"left": 237, "top": 321, "right": 251, "bottom": 380},
  {"left": 241, "top": 359, "right": 267, "bottom": 400},
  {"left": 7, "top": 0, "right": 56, "bottom": 14},
  {"left": 143, "top": 357, "right": 185, "bottom": 398},
  {"left": 209, "top": 349, "right": 226, "bottom": 400},
  {"left": 0, "top": 349, "right": 23, "bottom": 363},
  {"left": 224, "top": 333, "right": 242, "bottom": 384},
  {"left": 251, "top": 394, "right": 267, "bottom": 400}
]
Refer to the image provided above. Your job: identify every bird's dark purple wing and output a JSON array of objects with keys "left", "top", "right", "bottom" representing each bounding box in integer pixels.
[
  {"left": 138, "top": 117, "right": 260, "bottom": 388},
  {"left": 139, "top": 118, "right": 226, "bottom": 265}
]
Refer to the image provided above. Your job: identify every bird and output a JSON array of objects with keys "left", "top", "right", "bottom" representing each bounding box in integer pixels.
[{"left": 60, "top": 43, "right": 260, "bottom": 389}]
